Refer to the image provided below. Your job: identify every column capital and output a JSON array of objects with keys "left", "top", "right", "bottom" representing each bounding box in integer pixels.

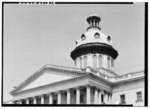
[
  {"left": 85, "top": 84, "right": 91, "bottom": 87},
  {"left": 75, "top": 86, "right": 84, "bottom": 90},
  {"left": 39, "top": 94, "right": 45, "bottom": 97},
  {"left": 100, "top": 90, "right": 105, "bottom": 95}
]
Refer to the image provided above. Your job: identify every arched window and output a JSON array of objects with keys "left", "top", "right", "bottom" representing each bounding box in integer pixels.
[
  {"left": 94, "top": 33, "right": 100, "bottom": 39},
  {"left": 107, "top": 36, "right": 111, "bottom": 42},
  {"left": 81, "top": 34, "right": 86, "bottom": 40},
  {"left": 75, "top": 41, "right": 78, "bottom": 45}
]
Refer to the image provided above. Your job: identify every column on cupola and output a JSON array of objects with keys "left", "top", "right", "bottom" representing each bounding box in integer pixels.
[
  {"left": 98, "top": 54, "right": 102, "bottom": 68},
  {"left": 96, "top": 54, "right": 100, "bottom": 68},
  {"left": 107, "top": 56, "right": 111, "bottom": 70},
  {"left": 102, "top": 55, "right": 108, "bottom": 69},
  {"left": 81, "top": 56, "right": 85, "bottom": 69},
  {"left": 83, "top": 55, "right": 87, "bottom": 68},
  {"left": 79, "top": 57, "right": 82, "bottom": 69},
  {"left": 75, "top": 57, "right": 80, "bottom": 68},
  {"left": 87, "top": 54, "right": 93, "bottom": 68},
  {"left": 111, "top": 57, "right": 114, "bottom": 71},
  {"left": 93, "top": 19, "right": 95, "bottom": 27}
]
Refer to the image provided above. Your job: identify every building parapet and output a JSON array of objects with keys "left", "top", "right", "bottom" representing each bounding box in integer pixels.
[{"left": 94, "top": 70, "right": 144, "bottom": 83}]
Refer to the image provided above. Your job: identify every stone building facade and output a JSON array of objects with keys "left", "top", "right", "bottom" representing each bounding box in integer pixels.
[{"left": 10, "top": 15, "right": 145, "bottom": 106}]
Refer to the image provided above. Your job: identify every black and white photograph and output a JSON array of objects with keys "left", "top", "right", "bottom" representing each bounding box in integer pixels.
[{"left": 2, "top": 1, "right": 147, "bottom": 106}]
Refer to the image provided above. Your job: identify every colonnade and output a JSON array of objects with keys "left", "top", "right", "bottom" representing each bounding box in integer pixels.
[
  {"left": 75, "top": 54, "right": 114, "bottom": 71},
  {"left": 14, "top": 86, "right": 112, "bottom": 105}
]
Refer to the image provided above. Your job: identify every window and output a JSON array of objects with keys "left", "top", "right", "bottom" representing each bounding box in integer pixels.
[
  {"left": 120, "top": 94, "right": 126, "bottom": 104},
  {"left": 80, "top": 57, "right": 82, "bottom": 69},
  {"left": 94, "top": 33, "right": 100, "bottom": 39},
  {"left": 75, "top": 41, "right": 78, "bottom": 45},
  {"left": 81, "top": 34, "right": 86, "bottom": 40},
  {"left": 136, "top": 92, "right": 142, "bottom": 102},
  {"left": 107, "top": 36, "right": 111, "bottom": 42}
]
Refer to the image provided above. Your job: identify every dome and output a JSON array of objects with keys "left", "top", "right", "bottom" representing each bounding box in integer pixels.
[{"left": 76, "top": 28, "right": 112, "bottom": 47}]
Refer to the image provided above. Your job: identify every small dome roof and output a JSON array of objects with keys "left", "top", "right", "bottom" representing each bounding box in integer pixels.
[{"left": 76, "top": 28, "right": 112, "bottom": 47}]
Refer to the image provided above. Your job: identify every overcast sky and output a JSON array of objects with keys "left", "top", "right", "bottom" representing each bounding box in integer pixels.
[{"left": 3, "top": 3, "right": 144, "bottom": 101}]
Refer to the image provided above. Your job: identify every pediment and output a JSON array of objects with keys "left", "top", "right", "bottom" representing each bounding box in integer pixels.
[{"left": 13, "top": 66, "right": 80, "bottom": 93}]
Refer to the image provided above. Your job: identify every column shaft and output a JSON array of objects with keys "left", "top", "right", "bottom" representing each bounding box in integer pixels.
[
  {"left": 67, "top": 90, "right": 71, "bottom": 104},
  {"left": 49, "top": 94, "right": 53, "bottom": 104},
  {"left": 33, "top": 97, "right": 36, "bottom": 104},
  {"left": 94, "top": 88, "right": 98, "bottom": 104},
  {"left": 86, "top": 86, "right": 91, "bottom": 104},
  {"left": 41, "top": 96, "right": 44, "bottom": 104},
  {"left": 26, "top": 99, "right": 29, "bottom": 104},
  {"left": 98, "top": 91, "right": 101, "bottom": 104},
  {"left": 57, "top": 92, "right": 61, "bottom": 104},
  {"left": 104, "top": 93, "right": 108, "bottom": 104},
  {"left": 76, "top": 88, "right": 80, "bottom": 104}
]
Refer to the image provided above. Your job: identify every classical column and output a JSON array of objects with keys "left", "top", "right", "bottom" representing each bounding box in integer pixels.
[
  {"left": 26, "top": 98, "right": 29, "bottom": 104},
  {"left": 18, "top": 100, "right": 22, "bottom": 104},
  {"left": 96, "top": 54, "right": 99, "bottom": 68},
  {"left": 41, "top": 95, "right": 44, "bottom": 104},
  {"left": 104, "top": 93, "right": 108, "bottom": 104},
  {"left": 81, "top": 56, "right": 84, "bottom": 69},
  {"left": 108, "top": 94, "right": 112, "bottom": 104},
  {"left": 67, "top": 90, "right": 71, "bottom": 104},
  {"left": 57, "top": 91, "right": 61, "bottom": 104},
  {"left": 76, "top": 57, "right": 80, "bottom": 68},
  {"left": 33, "top": 97, "right": 37, "bottom": 104},
  {"left": 49, "top": 93, "right": 53, "bottom": 104},
  {"left": 86, "top": 86, "right": 91, "bottom": 104},
  {"left": 94, "top": 88, "right": 98, "bottom": 104},
  {"left": 99, "top": 55, "right": 102, "bottom": 68},
  {"left": 76, "top": 88, "right": 80, "bottom": 104},
  {"left": 98, "top": 90, "right": 101, "bottom": 104}
]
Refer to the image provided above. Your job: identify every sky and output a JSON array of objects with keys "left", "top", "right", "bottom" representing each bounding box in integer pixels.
[{"left": 3, "top": 2, "right": 144, "bottom": 101}]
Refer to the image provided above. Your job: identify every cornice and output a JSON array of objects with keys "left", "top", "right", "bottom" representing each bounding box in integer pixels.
[
  {"left": 70, "top": 42, "right": 118, "bottom": 60},
  {"left": 10, "top": 65, "right": 87, "bottom": 95}
]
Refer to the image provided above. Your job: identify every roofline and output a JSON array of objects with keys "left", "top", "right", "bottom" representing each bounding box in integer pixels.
[
  {"left": 11, "top": 74, "right": 89, "bottom": 95},
  {"left": 10, "top": 71, "right": 144, "bottom": 95}
]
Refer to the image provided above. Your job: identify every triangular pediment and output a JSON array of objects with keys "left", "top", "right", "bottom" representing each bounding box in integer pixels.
[
  {"left": 22, "top": 71, "right": 76, "bottom": 91},
  {"left": 11, "top": 65, "right": 83, "bottom": 94}
]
